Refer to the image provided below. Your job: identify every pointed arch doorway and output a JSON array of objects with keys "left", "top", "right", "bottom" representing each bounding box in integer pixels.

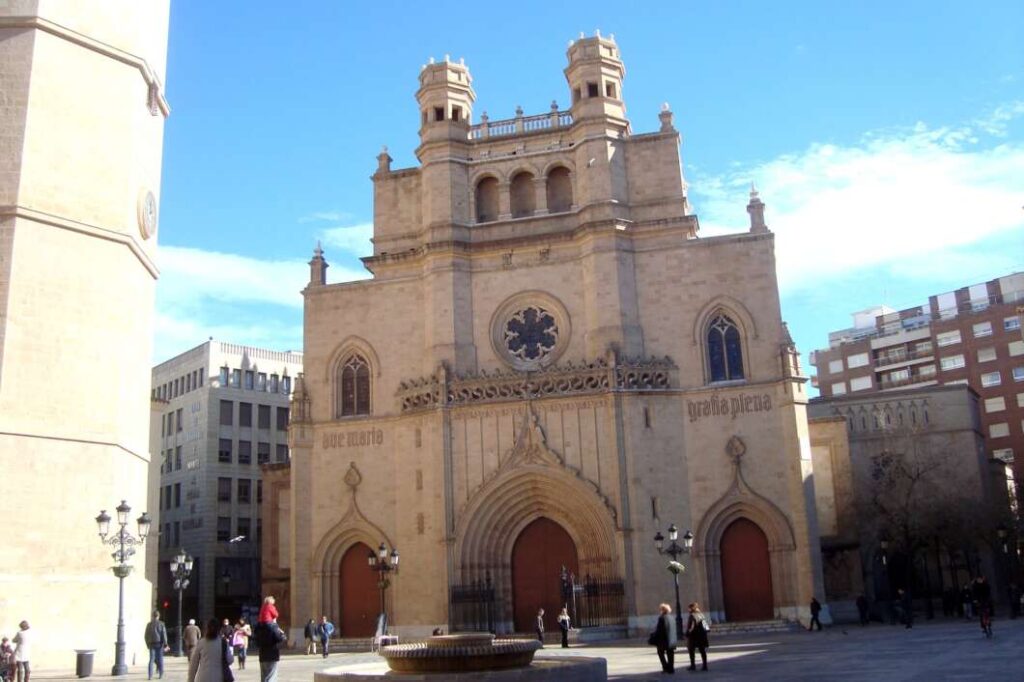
[
  {"left": 511, "top": 517, "right": 579, "bottom": 633},
  {"left": 720, "top": 518, "right": 774, "bottom": 621},
  {"left": 338, "top": 542, "right": 377, "bottom": 637}
]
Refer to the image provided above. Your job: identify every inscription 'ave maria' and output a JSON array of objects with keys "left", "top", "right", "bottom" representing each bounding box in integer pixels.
[
  {"left": 686, "top": 392, "right": 772, "bottom": 423},
  {"left": 322, "top": 428, "right": 384, "bottom": 449}
]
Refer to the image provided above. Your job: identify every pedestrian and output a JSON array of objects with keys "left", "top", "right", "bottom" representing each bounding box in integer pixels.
[
  {"left": 960, "top": 584, "right": 973, "bottom": 619},
  {"left": 1009, "top": 583, "right": 1021, "bottom": 619},
  {"left": 1, "top": 636, "right": 14, "bottom": 682},
  {"left": 144, "top": 611, "right": 169, "bottom": 680},
  {"left": 231, "top": 618, "right": 251, "bottom": 670},
  {"left": 316, "top": 616, "right": 334, "bottom": 658},
  {"left": 183, "top": 619, "right": 202, "bottom": 661},
  {"left": 12, "top": 622, "right": 30, "bottom": 682},
  {"left": 856, "top": 594, "right": 869, "bottom": 626},
  {"left": 684, "top": 602, "right": 710, "bottom": 672},
  {"left": 535, "top": 608, "right": 545, "bottom": 645},
  {"left": 898, "top": 588, "right": 913, "bottom": 629},
  {"left": 253, "top": 617, "right": 286, "bottom": 682},
  {"left": 187, "top": 618, "right": 232, "bottom": 682},
  {"left": 808, "top": 597, "right": 823, "bottom": 631},
  {"left": 557, "top": 607, "right": 571, "bottom": 648},
  {"left": 972, "top": 576, "right": 993, "bottom": 636},
  {"left": 258, "top": 596, "right": 278, "bottom": 624},
  {"left": 649, "top": 603, "right": 677, "bottom": 674},
  {"left": 219, "top": 619, "right": 233, "bottom": 643},
  {"left": 303, "top": 619, "right": 317, "bottom": 655}
]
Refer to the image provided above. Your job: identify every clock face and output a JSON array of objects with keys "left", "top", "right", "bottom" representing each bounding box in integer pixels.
[{"left": 138, "top": 189, "right": 158, "bottom": 239}]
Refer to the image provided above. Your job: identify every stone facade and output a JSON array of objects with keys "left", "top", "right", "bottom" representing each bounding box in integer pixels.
[
  {"left": 0, "top": 1, "right": 170, "bottom": 669},
  {"left": 274, "top": 35, "right": 823, "bottom": 640},
  {"left": 808, "top": 385, "right": 1015, "bottom": 619}
]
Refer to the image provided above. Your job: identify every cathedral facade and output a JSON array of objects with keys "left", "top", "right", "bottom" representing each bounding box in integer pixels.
[{"left": 278, "top": 35, "right": 823, "bottom": 638}]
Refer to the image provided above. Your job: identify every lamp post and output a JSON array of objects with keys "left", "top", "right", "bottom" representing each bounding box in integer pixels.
[
  {"left": 169, "top": 549, "right": 194, "bottom": 656},
  {"left": 879, "top": 534, "right": 892, "bottom": 623},
  {"left": 997, "top": 523, "right": 1011, "bottom": 614},
  {"left": 654, "top": 524, "right": 694, "bottom": 635},
  {"left": 368, "top": 542, "right": 399, "bottom": 625},
  {"left": 95, "top": 501, "right": 152, "bottom": 676}
]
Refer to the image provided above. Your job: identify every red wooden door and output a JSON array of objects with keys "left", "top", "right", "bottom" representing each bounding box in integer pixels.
[
  {"left": 720, "top": 518, "right": 774, "bottom": 621},
  {"left": 339, "top": 542, "right": 377, "bottom": 637},
  {"left": 511, "top": 517, "right": 579, "bottom": 633}
]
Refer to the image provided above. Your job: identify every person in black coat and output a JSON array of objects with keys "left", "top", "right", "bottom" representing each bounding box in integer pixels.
[
  {"left": 685, "top": 602, "right": 710, "bottom": 672},
  {"left": 254, "top": 619, "right": 286, "bottom": 682},
  {"left": 808, "top": 597, "right": 823, "bottom": 631},
  {"left": 650, "top": 603, "right": 677, "bottom": 674},
  {"left": 898, "top": 588, "right": 913, "bottom": 629}
]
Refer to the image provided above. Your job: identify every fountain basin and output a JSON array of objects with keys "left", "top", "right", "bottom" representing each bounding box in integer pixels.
[{"left": 381, "top": 633, "right": 539, "bottom": 673}]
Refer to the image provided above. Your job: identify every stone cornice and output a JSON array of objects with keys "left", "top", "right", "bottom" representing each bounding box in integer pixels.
[
  {"left": 0, "top": 15, "right": 170, "bottom": 117},
  {"left": 0, "top": 204, "right": 159, "bottom": 278}
]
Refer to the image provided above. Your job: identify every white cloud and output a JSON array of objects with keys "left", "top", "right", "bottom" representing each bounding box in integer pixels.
[
  {"left": 299, "top": 210, "right": 352, "bottom": 223},
  {"left": 159, "top": 246, "right": 310, "bottom": 308},
  {"left": 153, "top": 245, "right": 371, "bottom": 361},
  {"left": 320, "top": 221, "right": 375, "bottom": 257},
  {"left": 690, "top": 103, "right": 1024, "bottom": 293},
  {"left": 152, "top": 312, "right": 303, "bottom": 364}
]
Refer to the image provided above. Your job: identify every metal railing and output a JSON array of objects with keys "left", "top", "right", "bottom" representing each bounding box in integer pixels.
[{"left": 449, "top": 576, "right": 496, "bottom": 633}]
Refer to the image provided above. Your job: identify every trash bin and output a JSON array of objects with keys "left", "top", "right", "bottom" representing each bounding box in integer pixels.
[{"left": 74, "top": 649, "right": 95, "bottom": 678}]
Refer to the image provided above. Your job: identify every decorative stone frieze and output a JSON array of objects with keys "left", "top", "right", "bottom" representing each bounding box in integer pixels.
[{"left": 396, "top": 355, "right": 676, "bottom": 412}]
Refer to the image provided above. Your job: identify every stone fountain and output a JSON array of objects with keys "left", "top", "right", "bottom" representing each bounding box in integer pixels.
[{"left": 312, "top": 632, "right": 606, "bottom": 681}]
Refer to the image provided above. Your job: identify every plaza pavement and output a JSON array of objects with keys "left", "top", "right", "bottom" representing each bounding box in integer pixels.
[{"left": 33, "top": 618, "right": 1021, "bottom": 681}]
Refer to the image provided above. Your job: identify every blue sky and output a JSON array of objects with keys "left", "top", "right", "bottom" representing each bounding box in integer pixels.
[{"left": 156, "top": 1, "right": 1024, "bottom": 391}]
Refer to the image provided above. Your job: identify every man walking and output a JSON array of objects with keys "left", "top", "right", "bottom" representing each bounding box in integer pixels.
[
  {"left": 182, "top": 619, "right": 201, "bottom": 660},
  {"left": 303, "top": 618, "right": 317, "bottom": 655},
  {"left": 808, "top": 597, "right": 823, "bottom": 631},
  {"left": 535, "top": 608, "right": 545, "bottom": 646},
  {"left": 143, "top": 611, "right": 168, "bottom": 679},
  {"left": 316, "top": 616, "right": 335, "bottom": 658},
  {"left": 254, "top": 618, "right": 287, "bottom": 682}
]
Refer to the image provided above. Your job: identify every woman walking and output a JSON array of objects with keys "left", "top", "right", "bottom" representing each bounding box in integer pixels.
[
  {"left": 685, "top": 602, "right": 710, "bottom": 671},
  {"left": 232, "top": 618, "right": 251, "bottom": 670},
  {"left": 188, "top": 618, "right": 232, "bottom": 682}
]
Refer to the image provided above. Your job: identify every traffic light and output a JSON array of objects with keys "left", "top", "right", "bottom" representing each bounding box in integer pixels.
[{"left": 162, "top": 599, "right": 170, "bottom": 610}]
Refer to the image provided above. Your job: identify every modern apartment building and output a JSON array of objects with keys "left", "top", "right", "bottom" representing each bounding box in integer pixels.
[
  {"left": 151, "top": 340, "right": 303, "bottom": 627},
  {"left": 809, "top": 272, "right": 1024, "bottom": 492}
]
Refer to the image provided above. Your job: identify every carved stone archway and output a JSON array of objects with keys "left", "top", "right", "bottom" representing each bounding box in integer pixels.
[
  {"left": 692, "top": 437, "right": 799, "bottom": 622},
  {"left": 453, "top": 405, "right": 621, "bottom": 631},
  {"left": 311, "top": 463, "right": 395, "bottom": 623}
]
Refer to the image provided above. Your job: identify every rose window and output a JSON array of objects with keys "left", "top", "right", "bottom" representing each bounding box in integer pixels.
[{"left": 503, "top": 306, "right": 559, "bottom": 363}]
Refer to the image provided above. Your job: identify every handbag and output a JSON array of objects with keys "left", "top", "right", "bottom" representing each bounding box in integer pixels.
[
  {"left": 221, "top": 638, "right": 235, "bottom": 682},
  {"left": 647, "top": 632, "right": 657, "bottom": 646}
]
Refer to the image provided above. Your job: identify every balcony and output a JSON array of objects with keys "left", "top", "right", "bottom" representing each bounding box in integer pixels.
[
  {"left": 874, "top": 346, "right": 935, "bottom": 369},
  {"left": 468, "top": 107, "right": 574, "bottom": 140},
  {"left": 878, "top": 374, "right": 938, "bottom": 391}
]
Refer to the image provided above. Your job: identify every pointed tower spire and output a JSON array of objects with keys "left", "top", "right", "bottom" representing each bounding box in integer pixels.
[
  {"left": 747, "top": 183, "right": 768, "bottom": 233},
  {"left": 308, "top": 241, "right": 328, "bottom": 287}
]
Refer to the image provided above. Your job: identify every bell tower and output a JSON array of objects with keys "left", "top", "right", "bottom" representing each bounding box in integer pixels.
[
  {"left": 416, "top": 56, "right": 475, "bottom": 145},
  {"left": 564, "top": 32, "right": 626, "bottom": 124},
  {"left": 0, "top": 0, "right": 170, "bottom": 670}
]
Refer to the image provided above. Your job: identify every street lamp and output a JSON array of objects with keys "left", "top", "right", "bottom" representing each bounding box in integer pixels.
[
  {"left": 654, "top": 524, "right": 693, "bottom": 635},
  {"left": 170, "top": 549, "right": 194, "bottom": 656},
  {"left": 95, "top": 501, "right": 151, "bottom": 676},
  {"left": 368, "top": 542, "right": 399, "bottom": 626}
]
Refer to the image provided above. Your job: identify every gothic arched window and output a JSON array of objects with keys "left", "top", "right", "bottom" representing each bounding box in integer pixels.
[
  {"left": 337, "top": 354, "right": 371, "bottom": 417},
  {"left": 706, "top": 314, "right": 745, "bottom": 382}
]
